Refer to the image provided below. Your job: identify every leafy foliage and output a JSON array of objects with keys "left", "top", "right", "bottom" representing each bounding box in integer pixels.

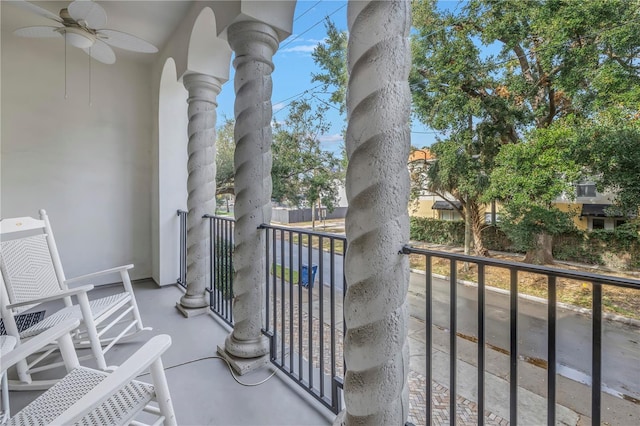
[
  {"left": 572, "top": 110, "right": 640, "bottom": 213},
  {"left": 215, "top": 118, "right": 235, "bottom": 196},
  {"left": 271, "top": 99, "right": 343, "bottom": 211},
  {"left": 410, "top": 217, "right": 465, "bottom": 245},
  {"left": 311, "top": 18, "right": 348, "bottom": 114}
]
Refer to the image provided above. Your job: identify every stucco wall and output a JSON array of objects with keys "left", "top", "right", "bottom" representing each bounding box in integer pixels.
[{"left": 1, "top": 27, "right": 153, "bottom": 283}]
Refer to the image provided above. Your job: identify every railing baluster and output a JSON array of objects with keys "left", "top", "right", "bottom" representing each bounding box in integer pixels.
[
  {"left": 478, "top": 263, "right": 485, "bottom": 426},
  {"left": 547, "top": 275, "right": 556, "bottom": 426},
  {"left": 272, "top": 229, "right": 278, "bottom": 345},
  {"left": 425, "top": 254, "right": 432, "bottom": 424},
  {"left": 308, "top": 233, "right": 314, "bottom": 390},
  {"left": 450, "top": 258, "right": 457, "bottom": 426},
  {"left": 592, "top": 282, "right": 602, "bottom": 426},
  {"left": 510, "top": 268, "right": 518, "bottom": 426},
  {"left": 319, "top": 235, "right": 325, "bottom": 398}
]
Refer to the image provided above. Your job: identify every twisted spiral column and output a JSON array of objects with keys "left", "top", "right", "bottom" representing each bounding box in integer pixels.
[
  {"left": 339, "top": 1, "right": 412, "bottom": 424},
  {"left": 179, "top": 73, "right": 221, "bottom": 310},
  {"left": 224, "top": 21, "right": 278, "bottom": 359}
]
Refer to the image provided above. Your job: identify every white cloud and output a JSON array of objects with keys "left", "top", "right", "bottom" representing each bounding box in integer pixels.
[
  {"left": 280, "top": 44, "right": 317, "bottom": 54},
  {"left": 318, "top": 133, "right": 343, "bottom": 144},
  {"left": 273, "top": 102, "right": 286, "bottom": 112}
]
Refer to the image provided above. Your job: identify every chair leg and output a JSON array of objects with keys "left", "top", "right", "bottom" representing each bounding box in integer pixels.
[
  {"left": 1, "top": 369, "right": 9, "bottom": 422},
  {"left": 120, "top": 271, "right": 145, "bottom": 332},
  {"left": 149, "top": 358, "right": 177, "bottom": 426},
  {"left": 76, "top": 292, "right": 107, "bottom": 370}
]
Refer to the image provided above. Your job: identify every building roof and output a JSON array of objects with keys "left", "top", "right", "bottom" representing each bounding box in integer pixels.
[
  {"left": 408, "top": 148, "right": 434, "bottom": 163},
  {"left": 432, "top": 200, "right": 462, "bottom": 210}
]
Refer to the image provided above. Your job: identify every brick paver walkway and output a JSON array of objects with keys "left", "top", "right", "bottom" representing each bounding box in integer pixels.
[{"left": 266, "top": 287, "right": 509, "bottom": 425}]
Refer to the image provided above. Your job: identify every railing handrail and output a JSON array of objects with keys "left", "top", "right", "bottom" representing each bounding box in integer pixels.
[
  {"left": 203, "top": 213, "right": 235, "bottom": 223},
  {"left": 260, "top": 223, "right": 347, "bottom": 243},
  {"left": 402, "top": 245, "right": 640, "bottom": 290}
]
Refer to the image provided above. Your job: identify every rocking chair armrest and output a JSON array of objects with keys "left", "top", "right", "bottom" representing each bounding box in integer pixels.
[
  {"left": 6, "top": 285, "right": 95, "bottom": 309},
  {"left": 52, "top": 334, "right": 173, "bottom": 425},
  {"left": 1, "top": 318, "right": 80, "bottom": 374},
  {"left": 63, "top": 264, "right": 134, "bottom": 285}
]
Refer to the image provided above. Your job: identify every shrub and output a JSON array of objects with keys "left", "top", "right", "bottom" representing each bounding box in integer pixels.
[{"left": 409, "top": 217, "right": 464, "bottom": 245}]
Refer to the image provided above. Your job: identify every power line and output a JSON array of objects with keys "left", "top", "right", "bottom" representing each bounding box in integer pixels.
[
  {"left": 280, "top": 3, "right": 347, "bottom": 50},
  {"left": 294, "top": 0, "right": 324, "bottom": 22}
]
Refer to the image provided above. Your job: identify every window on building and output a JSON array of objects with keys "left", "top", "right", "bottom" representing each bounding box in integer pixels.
[
  {"left": 615, "top": 219, "right": 627, "bottom": 228},
  {"left": 576, "top": 183, "right": 596, "bottom": 197},
  {"left": 484, "top": 213, "right": 501, "bottom": 224},
  {"left": 591, "top": 218, "right": 605, "bottom": 230}
]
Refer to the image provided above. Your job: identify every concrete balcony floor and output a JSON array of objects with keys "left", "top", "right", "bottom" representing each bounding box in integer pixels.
[{"left": 6, "top": 280, "right": 336, "bottom": 425}]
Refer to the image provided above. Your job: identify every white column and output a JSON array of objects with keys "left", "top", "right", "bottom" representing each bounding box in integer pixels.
[
  {"left": 338, "top": 1, "right": 412, "bottom": 424},
  {"left": 178, "top": 73, "right": 221, "bottom": 314},
  {"left": 220, "top": 21, "right": 278, "bottom": 364}
]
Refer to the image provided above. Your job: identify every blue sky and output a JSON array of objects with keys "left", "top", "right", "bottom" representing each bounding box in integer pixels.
[{"left": 215, "top": 0, "right": 439, "bottom": 155}]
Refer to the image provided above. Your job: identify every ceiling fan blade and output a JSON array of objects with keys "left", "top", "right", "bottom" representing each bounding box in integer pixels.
[
  {"left": 68, "top": 0, "right": 107, "bottom": 29},
  {"left": 11, "top": 0, "right": 63, "bottom": 23},
  {"left": 96, "top": 29, "right": 158, "bottom": 53},
  {"left": 83, "top": 39, "right": 115, "bottom": 64},
  {"left": 14, "top": 26, "right": 63, "bottom": 38}
]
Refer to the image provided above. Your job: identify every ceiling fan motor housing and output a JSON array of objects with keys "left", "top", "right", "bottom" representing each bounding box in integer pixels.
[{"left": 57, "top": 26, "right": 96, "bottom": 49}]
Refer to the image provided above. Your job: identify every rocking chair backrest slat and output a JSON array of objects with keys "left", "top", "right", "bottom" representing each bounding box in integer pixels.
[{"left": 0, "top": 234, "right": 62, "bottom": 313}]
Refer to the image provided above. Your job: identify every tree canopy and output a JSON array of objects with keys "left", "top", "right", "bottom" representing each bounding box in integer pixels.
[
  {"left": 271, "top": 99, "right": 343, "bottom": 214},
  {"left": 215, "top": 117, "right": 235, "bottom": 196},
  {"left": 410, "top": 0, "right": 640, "bottom": 263}
]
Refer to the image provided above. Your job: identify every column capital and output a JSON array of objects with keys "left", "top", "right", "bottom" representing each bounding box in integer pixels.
[
  {"left": 183, "top": 73, "right": 223, "bottom": 104},
  {"left": 227, "top": 20, "right": 279, "bottom": 58}
]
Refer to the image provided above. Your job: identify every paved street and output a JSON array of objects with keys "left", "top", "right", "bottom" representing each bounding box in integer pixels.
[{"left": 407, "top": 272, "right": 640, "bottom": 403}]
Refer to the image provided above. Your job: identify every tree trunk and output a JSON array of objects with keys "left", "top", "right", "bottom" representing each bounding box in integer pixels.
[
  {"left": 311, "top": 201, "right": 316, "bottom": 231},
  {"left": 524, "top": 233, "right": 555, "bottom": 265},
  {"left": 464, "top": 205, "right": 471, "bottom": 271},
  {"left": 470, "top": 202, "right": 490, "bottom": 257}
]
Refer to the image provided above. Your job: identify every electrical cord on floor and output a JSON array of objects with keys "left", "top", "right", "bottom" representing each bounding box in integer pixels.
[{"left": 136, "top": 355, "right": 277, "bottom": 387}]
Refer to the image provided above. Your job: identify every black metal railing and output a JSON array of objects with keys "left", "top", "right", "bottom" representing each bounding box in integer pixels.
[
  {"left": 260, "top": 223, "right": 347, "bottom": 414},
  {"left": 401, "top": 245, "right": 640, "bottom": 426},
  {"left": 204, "top": 214, "right": 235, "bottom": 326},
  {"left": 176, "top": 210, "right": 188, "bottom": 288}
]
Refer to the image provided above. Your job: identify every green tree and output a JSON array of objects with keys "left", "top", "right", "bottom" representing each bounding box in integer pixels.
[
  {"left": 410, "top": 0, "right": 640, "bottom": 263},
  {"left": 311, "top": 18, "right": 348, "bottom": 114},
  {"left": 215, "top": 117, "right": 235, "bottom": 196},
  {"left": 271, "top": 99, "right": 343, "bottom": 230},
  {"left": 488, "top": 124, "right": 581, "bottom": 263},
  {"left": 410, "top": 127, "right": 492, "bottom": 256}
]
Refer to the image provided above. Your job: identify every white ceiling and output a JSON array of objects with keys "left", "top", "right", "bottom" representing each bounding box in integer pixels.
[{"left": 2, "top": 1, "right": 195, "bottom": 63}]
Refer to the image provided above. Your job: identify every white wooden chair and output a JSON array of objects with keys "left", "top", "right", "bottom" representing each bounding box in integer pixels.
[
  {"left": 1, "top": 319, "right": 177, "bottom": 426},
  {"left": 0, "top": 209, "right": 150, "bottom": 389}
]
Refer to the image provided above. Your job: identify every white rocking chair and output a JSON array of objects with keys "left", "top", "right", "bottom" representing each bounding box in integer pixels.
[
  {"left": 0, "top": 209, "right": 151, "bottom": 389},
  {"left": 1, "top": 319, "right": 177, "bottom": 426}
]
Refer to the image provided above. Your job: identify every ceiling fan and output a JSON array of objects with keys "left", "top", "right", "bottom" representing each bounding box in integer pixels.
[{"left": 13, "top": 0, "right": 158, "bottom": 64}]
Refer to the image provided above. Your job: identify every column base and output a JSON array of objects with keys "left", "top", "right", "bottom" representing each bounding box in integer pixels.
[
  {"left": 178, "top": 292, "right": 208, "bottom": 310},
  {"left": 216, "top": 344, "right": 270, "bottom": 376},
  {"left": 175, "top": 302, "right": 209, "bottom": 318}
]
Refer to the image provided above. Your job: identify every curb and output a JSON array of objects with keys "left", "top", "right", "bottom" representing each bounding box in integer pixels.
[{"left": 410, "top": 268, "right": 640, "bottom": 329}]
